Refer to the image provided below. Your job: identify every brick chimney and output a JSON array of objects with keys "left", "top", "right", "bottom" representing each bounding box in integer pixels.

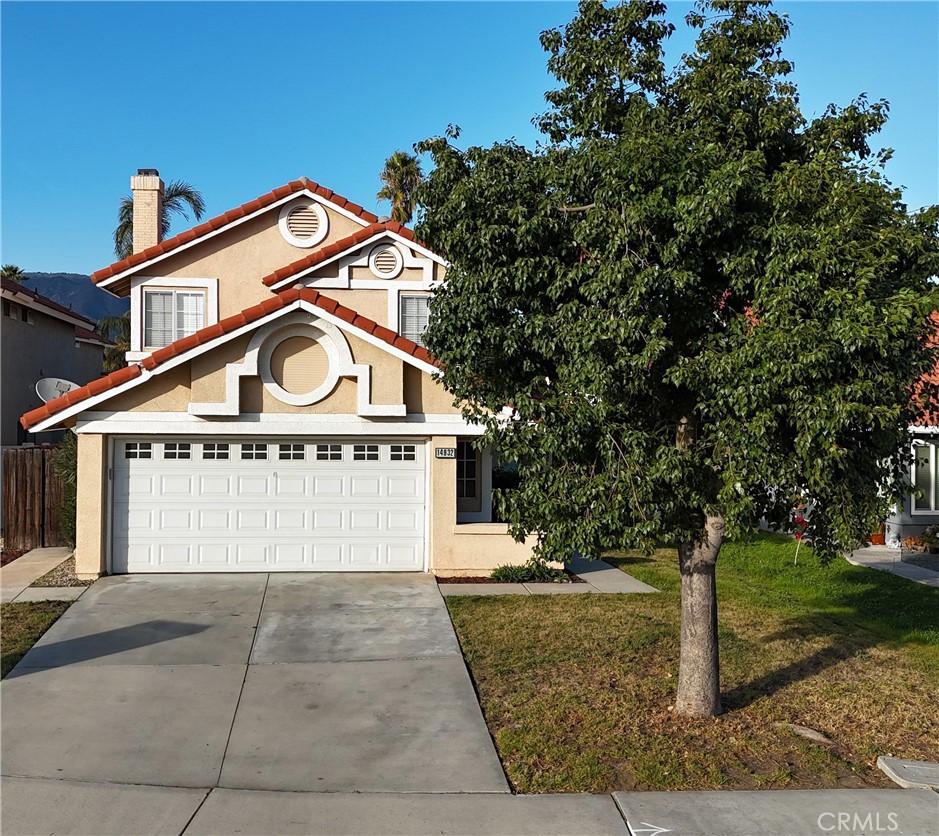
[{"left": 130, "top": 168, "right": 164, "bottom": 253}]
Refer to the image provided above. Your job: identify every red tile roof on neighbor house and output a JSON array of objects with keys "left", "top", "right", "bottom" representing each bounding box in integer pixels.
[
  {"left": 261, "top": 221, "right": 418, "bottom": 287},
  {"left": 90, "top": 177, "right": 382, "bottom": 285},
  {"left": 1, "top": 277, "right": 96, "bottom": 328},
  {"left": 20, "top": 286, "right": 439, "bottom": 431}
]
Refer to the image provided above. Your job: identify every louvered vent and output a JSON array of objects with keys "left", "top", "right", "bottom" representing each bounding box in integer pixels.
[
  {"left": 371, "top": 246, "right": 401, "bottom": 276},
  {"left": 286, "top": 205, "right": 321, "bottom": 240}
]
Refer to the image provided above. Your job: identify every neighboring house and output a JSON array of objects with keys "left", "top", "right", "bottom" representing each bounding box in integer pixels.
[
  {"left": 20, "top": 170, "right": 534, "bottom": 577},
  {"left": 886, "top": 338, "right": 939, "bottom": 546},
  {"left": 2, "top": 277, "right": 107, "bottom": 446}
]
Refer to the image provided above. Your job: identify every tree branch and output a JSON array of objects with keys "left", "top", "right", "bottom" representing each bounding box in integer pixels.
[{"left": 556, "top": 203, "right": 596, "bottom": 213}]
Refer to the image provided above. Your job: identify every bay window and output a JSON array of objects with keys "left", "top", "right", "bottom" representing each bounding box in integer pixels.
[{"left": 143, "top": 289, "right": 205, "bottom": 349}]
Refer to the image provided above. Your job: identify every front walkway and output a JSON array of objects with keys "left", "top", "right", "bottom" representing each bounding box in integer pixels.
[
  {"left": 0, "top": 547, "right": 74, "bottom": 602},
  {"left": 848, "top": 546, "right": 939, "bottom": 588}
]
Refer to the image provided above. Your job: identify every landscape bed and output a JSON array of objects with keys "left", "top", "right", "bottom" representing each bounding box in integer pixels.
[{"left": 446, "top": 533, "right": 939, "bottom": 793}]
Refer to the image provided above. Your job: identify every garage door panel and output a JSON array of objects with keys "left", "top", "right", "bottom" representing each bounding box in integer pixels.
[
  {"left": 199, "top": 474, "right": 232, "bottom": 496},
  {"left": 237, "top": 475, "right": 270, "bottom": 496},
  {"left": 157, "top": 544, "right": 192, "bottom": 567},
  {"left": 274, "top": 509, "right": 307, "bottom": 531},
  {"left": 112, "top": 439, "right": 426, "bottom": 573},
  {"left": 312, "top": 475, "right": 344, "bottom": 496},
  {"left": 199, "top": 509, "right": 230, "bottom": 530},
  {"left": 236, "top": 509, "right": 268, "bottom": 530},
  {"left": 312, "top": 509, "right": 344, "bottom": 531},
  {"left": 275, "top": 474, "right": 307, "bottom": 496}
]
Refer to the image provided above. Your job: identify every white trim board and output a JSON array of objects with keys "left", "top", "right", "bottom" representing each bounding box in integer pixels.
[
  {"left": 26, "top": 298, "right": 442, "bottom": 433},
  {"left": 74, "top": 413, "right": 483, "bottom": 436},
  {"left": 94, "top": 188, "right": 376, "bottom": 289}
]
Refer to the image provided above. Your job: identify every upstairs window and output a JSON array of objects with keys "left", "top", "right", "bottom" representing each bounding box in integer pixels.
[
  {"left": 399, "top": 294, "right": 430, "bottom": 347},
  {"left": 144, "top": 289, "right": 205, "bottom": 349}
]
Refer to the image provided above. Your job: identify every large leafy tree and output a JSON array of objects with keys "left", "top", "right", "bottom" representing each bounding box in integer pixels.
[
  {"left": 377, "top": 151, "right": 424, "bottom": 224},
  {"left": 98, "top": 312, "right": 131, "bottom": 372},
  {"left": 113, "top": 180, "right": 205, "bottom": 259},
  {"left": 416, "top": 0, "right": 939, "bottom": 716}
]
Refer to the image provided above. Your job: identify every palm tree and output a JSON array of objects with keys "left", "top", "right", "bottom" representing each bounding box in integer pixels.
[
  {"left": 98, "top": 312, "right": 130, "bottom": 372},
  {"left": 1, "top": 264, "right": 26, "bottom": 282},
  {"left": 113, "top": 180, "right": 206, "bottom": 259},
  {"left": 377, "top": 152, "right": 423, "bottom": 225}
]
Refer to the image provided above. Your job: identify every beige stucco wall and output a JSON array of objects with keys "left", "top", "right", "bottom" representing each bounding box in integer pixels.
[
  {"left": 428, "top": 435, "right": 535, "bottom": 575},
  {"left": 105, "top": 365, "right": 192, "bottom": 412},
  {"left": 153, "top": 203, "right": 364, "bottom": 318},
  {"left": 75, "top": 433, "right": 107, "bottom": 578},
  {"left": 404, "top": 366, "right": 460, "bottom": 415}
]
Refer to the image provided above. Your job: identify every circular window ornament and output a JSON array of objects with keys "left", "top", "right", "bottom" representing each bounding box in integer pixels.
[
  {"left": 278, "top": 200, "right": 328, "bottom": 248},
  {"left": 368, "top": 244, "right": 403, "bottom": 279}
]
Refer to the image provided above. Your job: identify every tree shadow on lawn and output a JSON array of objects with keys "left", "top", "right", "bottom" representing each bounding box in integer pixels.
[{"left": 721, "top": 616, "right": 876, "bottom": 711}]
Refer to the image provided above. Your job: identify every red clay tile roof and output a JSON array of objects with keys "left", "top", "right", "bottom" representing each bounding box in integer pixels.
[
  {"left": 261, "top": 221, "right": 418, "bottom": 287},
  {"left": 20, "top": 286, "right": 438, "bottom": 431},
  {"left": 2, "top": 277, "right": 96, "bottom": 327},
  {"left": 90, "top": 177, "right": 382, "bottom": 285}
]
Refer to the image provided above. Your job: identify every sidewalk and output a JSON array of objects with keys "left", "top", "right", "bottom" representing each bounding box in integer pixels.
[
  {"left": 0, "top": 547, "right": 73, "bottom": 603},
  {"left": 2, "top": 778, "right": 936, "bottom": 836},
  {"left": 847, "top": 546, "right": 939, "bottom": 589},
  {"left": 439, "top": 557, "right": 658, "bottom": 597}
]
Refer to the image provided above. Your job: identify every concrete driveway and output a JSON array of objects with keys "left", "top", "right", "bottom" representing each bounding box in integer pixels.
[{"left": 1, "top": 573, "right": 508, "bottom": 794}]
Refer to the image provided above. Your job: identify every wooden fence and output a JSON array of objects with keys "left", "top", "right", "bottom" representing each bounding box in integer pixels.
[{"left": 1, "top": 445, "right": 66, "bottom": 551}]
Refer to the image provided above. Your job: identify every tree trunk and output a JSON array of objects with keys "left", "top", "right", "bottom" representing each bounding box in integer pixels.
[{"left": 675, "top": 514, "right": 724, "bottom": 717}]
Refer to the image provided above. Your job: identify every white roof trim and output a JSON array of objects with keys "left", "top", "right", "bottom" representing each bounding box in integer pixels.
[
  {"left": 94, "top": 188, "right": 374, "bottom": 289},
  {"left": 266, "top": 230, "right": 447, "bottom": 291},
  {"left": 25, "top": 297, "right": 439, "bottom": 433}
]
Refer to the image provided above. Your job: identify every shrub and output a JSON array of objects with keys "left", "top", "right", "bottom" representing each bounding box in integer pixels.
[
  {"left": 491, "top": 559, "right": 568, "bottom": 583},
  {"left": 902, "top": 535, "right": 925, "bottom": 553},
  {"left": 51, "top": 432, "right": 77, "bottom": 547}
]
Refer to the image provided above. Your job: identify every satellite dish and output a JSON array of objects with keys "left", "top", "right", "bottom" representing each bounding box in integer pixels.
[{"left": 36, "top": 377, "right": 80, "bottom": 403}]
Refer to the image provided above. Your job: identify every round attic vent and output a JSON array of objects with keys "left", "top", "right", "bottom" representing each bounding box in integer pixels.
[
  {"left": 278, "top": 201, "right": 328, "bottom": 248},
  {"left": 368, "top": 245, "right": 403, "bottom": 278}
]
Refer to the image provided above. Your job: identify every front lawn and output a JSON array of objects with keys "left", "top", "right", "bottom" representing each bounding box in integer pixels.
[
  {"left": 446, "top": 533, "right": 939, "bottom": 793},
  {"left": 1, "top": 602, "right": 70, "bottom": 678}
]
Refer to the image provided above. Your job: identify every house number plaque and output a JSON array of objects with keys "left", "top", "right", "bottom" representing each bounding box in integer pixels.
[{"left": 435, "top": 447, "right": 457, "bottom": 459}]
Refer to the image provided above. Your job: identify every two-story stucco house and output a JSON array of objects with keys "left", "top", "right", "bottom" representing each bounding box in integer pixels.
[
  {"left": 20, "top": 171, "right": 534, "bottom": 578},
  {"left": 3, "top": 277, "right": 107, "bottom": 446}
]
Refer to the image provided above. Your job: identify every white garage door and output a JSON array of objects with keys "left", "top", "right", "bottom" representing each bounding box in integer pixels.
[{"left": 111, "top": 438, "right": 426, "bottom": 572}]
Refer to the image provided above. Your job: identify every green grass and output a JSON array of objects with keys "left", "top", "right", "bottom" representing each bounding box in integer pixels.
[
  {"left": 447, "top": 533, "right": 939, "bottom": 793},
  {"left": 1, "top": 601, "right": 70, "bottom": 677}
]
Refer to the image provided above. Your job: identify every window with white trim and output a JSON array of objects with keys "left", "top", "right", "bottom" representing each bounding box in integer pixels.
[
  {"left": 241, "top": 443, "right": 268, "bottom": 460},
  {"left": 202, "top": 443, "right": 229, "bottom": 460},
  {"left": 143, "top": 289, "right": 205, "bottom": 348},
  {"left": 390, "top": 444, "right": 416, "bottom": 461},
  {"left": 399, "top": 294, "right": 430, "bottom": 346},
  {"left": 353, "top": 444, "right": 379, "bottom": 461},
  {"left": 279, "top": 443, "right": 305, "bottom": 461},
  {"left": 124, "top": 442, "right": 152, "bottom": 459},
  {"left": 912, "top": 441, "right": 939, "bottom": 513},
  {"left": 163, "top": 442, "right": 191, "bottom": 460},
  {"left": 316, "top": 444, "right": 342, "bottom": 461}
]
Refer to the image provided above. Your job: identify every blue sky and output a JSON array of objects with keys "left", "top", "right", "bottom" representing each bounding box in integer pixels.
[{"left": 2, "top": 1, "right": 936, "bottom": 274}]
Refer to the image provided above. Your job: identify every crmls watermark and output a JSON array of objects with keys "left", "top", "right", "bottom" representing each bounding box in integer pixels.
[{"left": 817, "top": 811, "right": 900, "bottom": 832}]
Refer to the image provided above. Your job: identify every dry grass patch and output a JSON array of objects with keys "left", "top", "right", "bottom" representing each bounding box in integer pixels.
[
  {"left": 1, "top": 601, "right": 70, "bottom": 677},
  {"left": 447, "top": 534, "right": 938, "bottom": 793}
]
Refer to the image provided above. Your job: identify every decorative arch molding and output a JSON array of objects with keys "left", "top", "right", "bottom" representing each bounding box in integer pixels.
[{"left": 188, "top": 311, "right": 406, "bottom": 417}]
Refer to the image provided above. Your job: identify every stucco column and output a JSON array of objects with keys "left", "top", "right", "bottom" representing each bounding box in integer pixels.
[
  {"left": 75, "top": 433, "right": 107, "bottom": 578},
  {"left": 429, "top": 435, "right": 457, "bottom": 572}
]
